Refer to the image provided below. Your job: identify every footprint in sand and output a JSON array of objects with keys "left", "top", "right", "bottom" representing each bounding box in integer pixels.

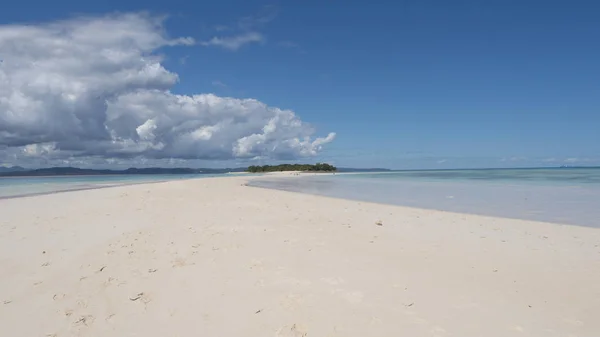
[
  {"left": 275, "top": 324, "right": 308, "bottom": 337},
  {"left": 76, "top": 299, "right": 89, "bottom": 309},
  {"left": 430, "top": 326, "right": 447, "bottom": 336},
  {"left": 52, "top": 293, "right": 66, "bottom": 301},
  {"left": 129, "top": 292, "right": 152, "bottom": 304},
  {"left": 249, "top": 259, "right": 264, "bottom": 271},
  {"left": 172, "top": 256, "right": 194, "bottom": 267}
]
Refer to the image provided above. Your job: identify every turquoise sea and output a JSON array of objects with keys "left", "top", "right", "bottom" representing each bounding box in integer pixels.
[
  {"left": 0, "top": 174, "right": 208, "bottom": 199},
  {"left": 249, "top": 167, "right": 600, "bottom": 228}
]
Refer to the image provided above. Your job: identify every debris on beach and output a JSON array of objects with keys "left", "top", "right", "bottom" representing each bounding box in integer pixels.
[
  {"left": 129, "top": 292, "right": 144, "bottom": 301},
  {"left": 375, "top": 220, "right": 383, "bottom": 226},
  {"left": 74, "top": 315, "right": 94, "bottom": 326}
]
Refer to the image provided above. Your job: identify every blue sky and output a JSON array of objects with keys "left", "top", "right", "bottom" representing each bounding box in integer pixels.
[{"left": 0, "top": 0, "right": 599, "bottom": 169}]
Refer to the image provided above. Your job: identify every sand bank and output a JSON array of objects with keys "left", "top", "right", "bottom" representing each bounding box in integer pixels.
[{"left": 0, "top": 175, "right": 598, "bottom": 336}]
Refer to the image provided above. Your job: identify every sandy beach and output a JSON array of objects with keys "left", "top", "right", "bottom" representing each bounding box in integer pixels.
[{"left": 1, "top": 175, "right": 599, "bottom": 337}]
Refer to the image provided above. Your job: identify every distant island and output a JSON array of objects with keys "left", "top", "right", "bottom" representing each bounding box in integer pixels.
[
  {"left": 0, "top": 166, "right": 246, "bottom": 177},
  {"left": 246, "top": 163, "right": 337, "bottom": 173},
  {"left": 0, "top": 164, "right": 390, "bottom": 177}
]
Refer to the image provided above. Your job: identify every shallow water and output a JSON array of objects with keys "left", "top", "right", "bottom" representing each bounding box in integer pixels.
[
  {"left": 0, "top": 174, "right": 204, "bottom": 198},
  {"left": 340, "top": 167, "right": 600, "bottom": 185},
  {"left": 248, "top": 168, "right": 600, "bottom": 228}
]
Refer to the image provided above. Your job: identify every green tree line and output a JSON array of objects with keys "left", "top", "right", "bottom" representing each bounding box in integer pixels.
[{"left": 246, "top": 163, "right": 337, "bottom": 173}]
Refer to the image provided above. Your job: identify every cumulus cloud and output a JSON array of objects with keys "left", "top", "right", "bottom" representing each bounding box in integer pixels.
[{"left": 0, "top": 13, "right": 335, "bottom": 165}]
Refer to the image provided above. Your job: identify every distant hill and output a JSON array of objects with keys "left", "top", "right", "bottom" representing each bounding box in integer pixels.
[
  {"left": 0, "top": 166, "right": 246, "bottom": 177},
  {"left": 0, "top": 166, "right": 26, "bottom": 173},
  {"left": 0, "top": 166, "right": 390, "bottom": 177}
]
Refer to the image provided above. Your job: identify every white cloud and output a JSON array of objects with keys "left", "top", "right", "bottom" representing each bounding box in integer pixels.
[
  {"left": 22, "top": 143, "right": 57, "bottom": 157},
  {"left": 237, "top": 5, "right": 278, "bottom": 31},
  {"left": 542, "top": 157, "right": 599, "bottom": 165},
  {"left": 201, "top": 32, "right": 264, "bottom": 50},
  {"left": 0, "top": 13, "right": 334, "bottom": 165},
  {"left": 202, "top": 6, "right": 276, "bottom": 51},
  {"left": 563, "top": 157, "right": 597, "bottom": 163}
]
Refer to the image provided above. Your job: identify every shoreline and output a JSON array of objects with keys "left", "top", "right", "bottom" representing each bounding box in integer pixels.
[
  {"left": 1, "top": 175, "right": 599, "bottom": 336},
  {"left": 0, "top": 180, "right": 176, "bottom": 200},
  {"left": 0, "top": 175, "right": 212, "bottom": 200},
  {"left": 0, "top": 173, "right": 212, "bottom": 179},
  {"left": 248, "top": 174, "right": 600, "bottom": 228},
  {"left": 2, "top": 172, "right": 598, "bottom": 227}
]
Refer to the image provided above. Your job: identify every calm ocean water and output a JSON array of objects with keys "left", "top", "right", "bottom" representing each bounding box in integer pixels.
[
  {"left": 0, "top": 174, "right": 211, "bottom": 199},
  {"left": 249, "top": 168, "right": 600, "bottom": 228},
  {"left": 341, "top": 167, "right": 600, "bottom": 185}
]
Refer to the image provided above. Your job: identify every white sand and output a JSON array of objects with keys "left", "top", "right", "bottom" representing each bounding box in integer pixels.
[{"left": 0, "top": 176, "right": 599, "bottom": 337}]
